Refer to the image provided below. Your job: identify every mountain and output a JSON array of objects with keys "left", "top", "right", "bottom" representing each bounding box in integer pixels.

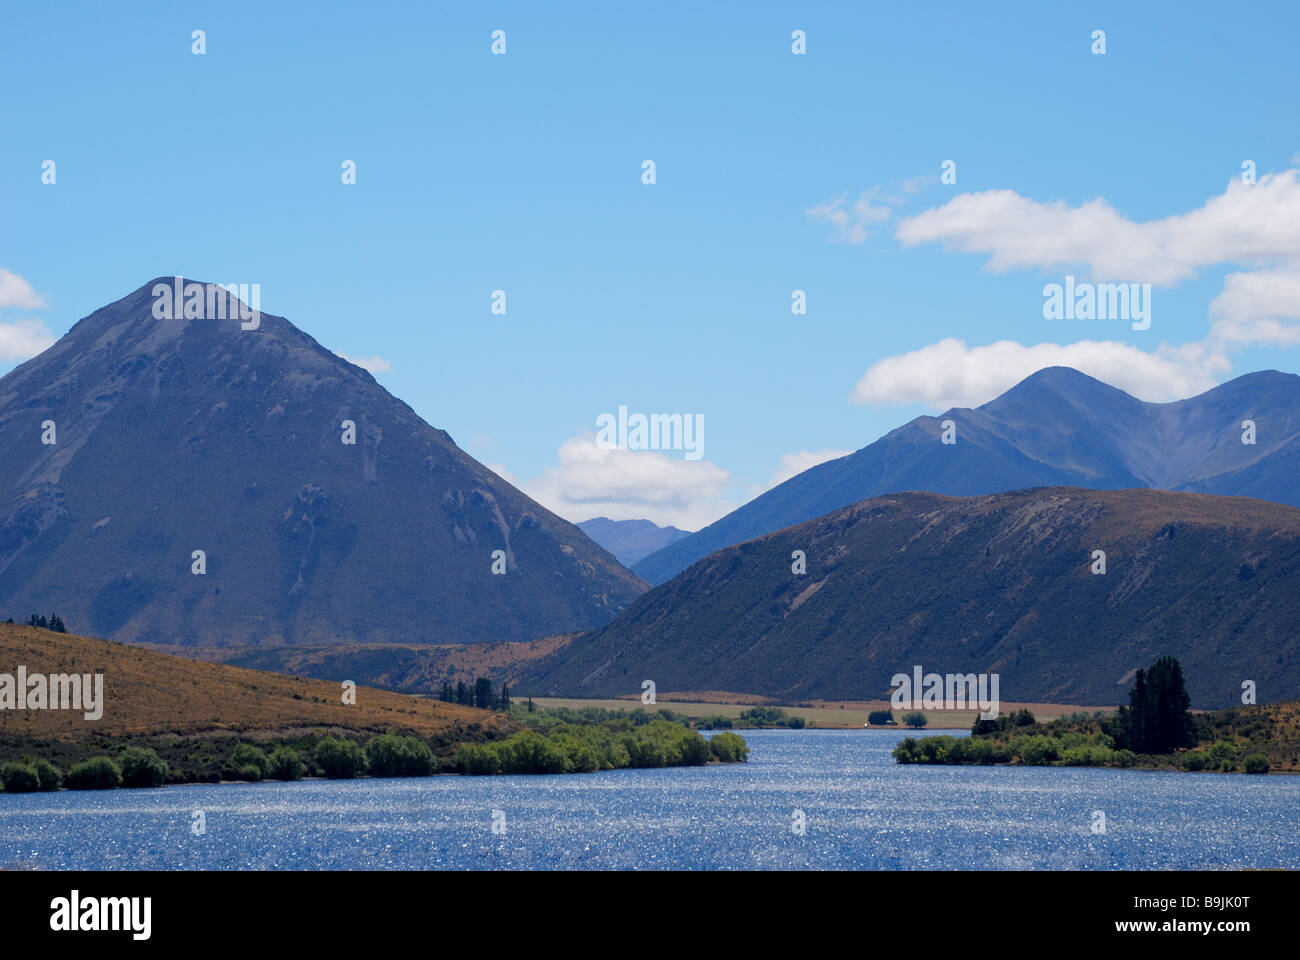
[
  {"left": 633, "top": 367, "right": 1300, "bottom": 584},
  {"left": 525, "top": 487, "right": 1300, "bottom": 708},
  {"left": 578, "top": 517, "right": 691, "bottom": 567},
  {"left": 0, "top": 278, "right": 646, "bottom": 648}
]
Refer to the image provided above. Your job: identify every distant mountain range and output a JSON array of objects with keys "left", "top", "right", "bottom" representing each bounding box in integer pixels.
[
  {"left": 0, "top": 279, "right": 646, "bottom": 648},
  {"left": 633, "top": 367, "right": 1300, "bottom": 584},
  {"left": 526, "top": 487, "right": 1300, "bottom": 708},
  {"left": 578, "top": 517, "right": 691, "bottom": 567}
]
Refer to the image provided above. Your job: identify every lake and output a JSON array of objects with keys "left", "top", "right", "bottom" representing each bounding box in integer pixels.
[{"left": 2, "top": 729, "right": 1297, "bottom": 869}]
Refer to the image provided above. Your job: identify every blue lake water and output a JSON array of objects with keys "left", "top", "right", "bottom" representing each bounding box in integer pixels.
[{"left": 2, "top": 729, "right": 1297, "bottom": 870}]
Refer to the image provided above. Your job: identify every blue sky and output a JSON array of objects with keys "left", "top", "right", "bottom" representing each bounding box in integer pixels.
[{"left": 3, "top": 1, "right": 1299, "bottom": 529}]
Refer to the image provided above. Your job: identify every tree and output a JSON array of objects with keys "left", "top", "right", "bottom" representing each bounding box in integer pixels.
[
  {"left": 120, "top": 747, "right": 168, "bottom": 788},
  {"left": 867, "top": 709, "right": 894, "bottom": 725},
  {"left": 231, "top": 743, "right": 270, "bottom": 781},
  {"left": 268, "top": 746, "right": 306, "bottom": 781},
  {"left": 1, "top": 762, "right": 40, "bottom": 793},
  {"left": 455, "top": 681, "right": 470, "bottom": 706},
  {"left": 315, "top": 737, "right": 368, "bottom": 778},
  {"left": 708, "top": 732, "right": 749, "bottom": 762},
  {"left": 1119, "top": 657, "right": 1193, "bottom": 754},
  {"left": 65, "top": 756, "right": 123, "bottom": 790},
  {"left": 365, "top": 734, "right": 435, "bottom": 777},
  {"left": 32, "top": 758, "right": 63, "bottom": 791},
  {"left": 527, "top": 696, "right": 535, "bottom": 713},
  {"left": 1244, "top": 754, "right": 1270, "bottom": 774},
  {"left": 902, "top": 711, "right": 928, "bottom": 728},
  {"left": 474, "top": 677, "right": 494, "bottom": 710},
  {"left": 499, "top": 683, "right": 511, "bottom": 711}
]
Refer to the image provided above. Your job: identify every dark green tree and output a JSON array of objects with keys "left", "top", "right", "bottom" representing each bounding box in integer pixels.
[
  {"left": 1119, "top": 657, "right": 1193, "bottom": 753},
  {"left": 474, "top": 677, "right": 494, "bottom": 710},
  {"left": 120, "top": 747, "right": 168, "bottom": 788}
]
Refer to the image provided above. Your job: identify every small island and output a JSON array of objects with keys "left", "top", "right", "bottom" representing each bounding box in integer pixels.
[{"left": 893, "top": 657, "right": 1297, "bottom": 774}]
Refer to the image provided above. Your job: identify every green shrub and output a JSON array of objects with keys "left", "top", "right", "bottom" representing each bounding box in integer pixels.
[
  {"left": 893, "top": 737, "right": 921, "bottom": 763},
  {"left": 736, "top": 706, "right": 804, "bottom": 729},
  {"left": 1244, "top": 754, "right": 1270, "bottom": 774},
  {"left": 32, "top": 758, "right": 63, "bottom": 791},
  {"left": 315, "top": 737, "right": 368, "bottom": 778},
  {"left": 456, "top": 743, "right": 502, "bottom": 775},
  {"left": 268, "top": 746, "right": 306, "bottom": 781},
  {"left": 1017, "top": 735, "right": 1061, "bottom": 765},
  {"left": 549, "top": 733, "right": 600, "bottom": 773},
  {"left": 902, "top": 712, "right": 928, "bottom": 729},
  {"left": 696, "top": 715, "right": 733, "bottom": 730},
  {"left": 708, "top": 731, "right": 749, "bottom": 762},
  {"left": 959, "top": 737, "right": 995, "bottom": 764},
  {"left": 365, "top": 734, "right": 436, "bottom": 777},
  {"left": 1060, "top": 744, "right": 1115, "bottom": 766},
  {"left": 66, "top": 756, "right": 122, "bottom": 790},
  {"left": 1181, "top": 751, "right": 1207, "bottom": 772},
  {"left": 1, "top": 762, "right": 40, "bottom": 793},
  {"left": 119, "top": 747, "right": 167, "bottom": 788},
  {"left": 231, "top": 744, "right": 270, "bottom": 781},
  {"left": 502, "top": 730, "right": 568, "bottom": 773},
  {"left": 867, "top": 710, "right": 894, "bottom": 725},
  {"left": 1208, "top": 740, "right": 1237, "bottom": 760}
]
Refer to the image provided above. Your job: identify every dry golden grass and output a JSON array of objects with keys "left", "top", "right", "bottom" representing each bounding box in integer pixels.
[
  {"left": 0, "top": 623, "right": 514, "bottom": 741},
  {"left": 528, "top": 695, "right": 1114, "bottom": 729}
]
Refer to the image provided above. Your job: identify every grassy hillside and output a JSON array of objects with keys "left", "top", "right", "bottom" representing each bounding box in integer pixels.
[
  {"left": 172, "top": 635, "right": 572, "bottom": 694},
  {"left": 0, "top": 623, "right": 515, "bottom": 775},
  {"left": 524, "top": 487, "right": 1300, "bottom": 708}
]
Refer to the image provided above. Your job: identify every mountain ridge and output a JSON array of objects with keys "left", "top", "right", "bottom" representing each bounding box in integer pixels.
[
  {"left": 633, "top": 366, "right": 1300, "bottom": 583},
  {"left": 527, "top": 486, "right": 1300, "bottom": 709}
]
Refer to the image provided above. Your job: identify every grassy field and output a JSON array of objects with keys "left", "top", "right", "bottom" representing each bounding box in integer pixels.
[{"left": 528, "top": 696, "right": 1115, "bottom": 729}]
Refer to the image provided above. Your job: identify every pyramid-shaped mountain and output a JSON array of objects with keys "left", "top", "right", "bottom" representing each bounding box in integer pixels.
[
  {"left": 634, "top": 366, "right": 1300, "bottom": 583},
  {"left": 0, "top": 279, "right": 646, "bottom": 647}
]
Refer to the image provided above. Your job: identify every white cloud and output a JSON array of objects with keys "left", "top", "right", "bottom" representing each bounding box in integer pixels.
[
  {"left": 851, "top": 337, "right": 1229, "bottom": 409},
  {"left": 485, "top": 461, "right": 523, "bottom": 487},
  {"left": 895, "top": 170, "right": 1300, "bottom": 287},
  {"left": 0, "top": 270, "right": 54, "bottom": 363},
  {"left": 519, "top": 431, "right": 734, "bottom": 530},
  {"left": 0, "top": 319, "right": 56, "bottom": 362},
  {"left": 1209, "top": 267, "right": 1300, "bottom": 344},
  {"left": 767, "top": 449, "right": 852, "bottom": 488},
  {"left": 0, "top": 269, "right": 46, "bottom": 310},
  {"left": 338, "top": 353, "right": 392, "bottom": 374},
  {"left": 807, "top": 177, "right": 936, "bottom": 245}
]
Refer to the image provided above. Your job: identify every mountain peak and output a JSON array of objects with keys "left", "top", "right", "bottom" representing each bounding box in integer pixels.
[
  {"left": 0, "top": 281, "right": 646, "bottom": 647},
  {"left": 633, "top": 365, "right": 1300, "bottom": 583}
]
